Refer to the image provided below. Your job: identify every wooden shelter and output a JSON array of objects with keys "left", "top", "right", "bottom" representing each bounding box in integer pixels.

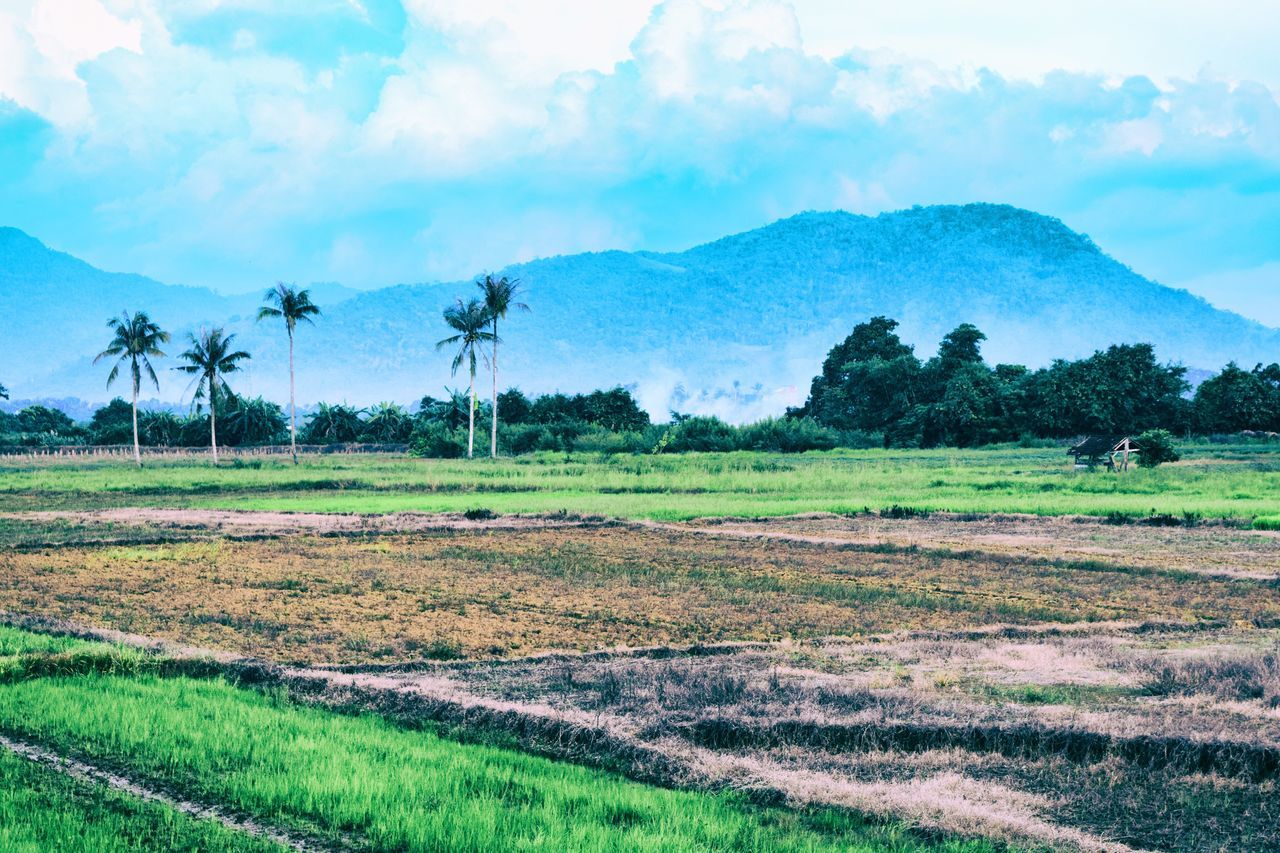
[{"left": 1068, "top": 435, "right": 1141, "bottom": 471}]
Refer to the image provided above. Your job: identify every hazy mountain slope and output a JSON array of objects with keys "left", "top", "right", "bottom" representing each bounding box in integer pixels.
[{"left": 2, "top": 206, "right": 1277, "bottom": 419}]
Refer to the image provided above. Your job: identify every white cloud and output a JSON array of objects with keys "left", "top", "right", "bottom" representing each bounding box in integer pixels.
[
  {"left": 0, "top": 0, "right": 142, "bottom": 125},
  {"left": 0, "top": 0, "right": 1278, "bottom": 320}
]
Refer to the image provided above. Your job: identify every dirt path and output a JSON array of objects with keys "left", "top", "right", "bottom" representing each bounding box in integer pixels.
[{"left": 0, "top": 733, "right": 334, "bottom": 852}]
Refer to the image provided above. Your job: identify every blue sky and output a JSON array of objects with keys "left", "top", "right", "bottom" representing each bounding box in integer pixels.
[{"left": 2, "top": 0, "right": 1279, "bottom": 324}]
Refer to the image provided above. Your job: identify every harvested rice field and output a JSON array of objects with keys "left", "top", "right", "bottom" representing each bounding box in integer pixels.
[
  {"left": 3, "top": 511, "right": 1280, "bottom": 662},
  {"left": 2, "top": 450, "right": 1278, "bottom": 851}
]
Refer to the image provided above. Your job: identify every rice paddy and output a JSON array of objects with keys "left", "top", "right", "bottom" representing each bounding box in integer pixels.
[
  {"left": 1, "top": 442, "right": 1277, "bottom": 521},
  {"left": 2, "top": 446, "right": 1278, "bottom": 850},
  {"left": 0, "top": 637, "right": 979, "bottom": 853}
]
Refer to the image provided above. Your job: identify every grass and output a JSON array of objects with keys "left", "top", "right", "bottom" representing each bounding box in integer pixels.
[
  {"left": 0, "top": 667, "right": 987, "bottom": 852},
  {"left": 0, "top": 444, "right": 1277, "bottom": 520},
  {"left": 0, "top": 747, "right": 283, "bottom": 852}
]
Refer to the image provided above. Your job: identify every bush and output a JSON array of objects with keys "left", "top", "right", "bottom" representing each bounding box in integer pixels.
[
  {"left": 1135, "top": 428, "right": 1179, "bottom": 468},
  {"left": 739, "top": 417, "right": 839, "bottom": 453},
  {"left": 571, "top": 425, "right": 641, "bottom": 454},
  {"left": 666, "top": 416, "right": 739, "bottom": 453},
  {"left": 408, "top": 421, "right": 466, "bottom": 458}
]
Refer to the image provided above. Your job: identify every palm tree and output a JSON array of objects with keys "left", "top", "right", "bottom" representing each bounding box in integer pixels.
[
  {"left": 477, "top": 275, "right": 528, "bottom": 457},
  {"left": 436, "top": 298, "right": 494, "bottom": 459},
  {"left": 174, "top": 328, "right": 251, "bottom": 463},
  {"left": 93, "top": 311, "right": 169, "bottom": 466},
  {"left": 257, "top": 283, "right": 321, "bottom": 464}
]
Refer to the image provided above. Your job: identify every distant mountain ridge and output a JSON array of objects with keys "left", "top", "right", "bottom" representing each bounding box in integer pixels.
[{"left": 3, "top": 205, "right": 1277, "bottom": 421}]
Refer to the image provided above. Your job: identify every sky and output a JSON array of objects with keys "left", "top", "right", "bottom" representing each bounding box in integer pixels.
[{"left": 1, "top": 0, "right": 1278, "bottom": 325}]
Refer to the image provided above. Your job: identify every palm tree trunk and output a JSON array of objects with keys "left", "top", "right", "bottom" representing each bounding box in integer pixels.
[
  {"left": 210, "top": 378, "right": 219, "bottom": 465},
  {"left": 288, "top": 331, "right": 298, "bottom": 465},
  {"left": 491, "top": 318, "right": 499, "bottom": 458},
  {"left": 467, "top": 371, "right": 476, "bottom": 459},
  {"left": 131, "top": 381, "right": 141, "bottom": 467}
]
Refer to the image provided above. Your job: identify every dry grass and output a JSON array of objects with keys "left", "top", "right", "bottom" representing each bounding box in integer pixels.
[
  {"left": 3, "top": 519, "right": 1280, "bottom": 664},
  {"left": 684, "top": 512, "right": 1280, "bottom": 581}
]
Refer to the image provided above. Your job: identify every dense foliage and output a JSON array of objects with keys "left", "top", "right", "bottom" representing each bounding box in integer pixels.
[{"left": 792, "top": 316, "right": 1280, "bottom": 448}]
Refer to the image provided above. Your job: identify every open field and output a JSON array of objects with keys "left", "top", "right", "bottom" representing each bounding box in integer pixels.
[
  {"left": 2, "top": 448, "right": 1279, "bottom": 850},
  {"left": 1, "top": 443, "right": 1278, "bottom": 521}
]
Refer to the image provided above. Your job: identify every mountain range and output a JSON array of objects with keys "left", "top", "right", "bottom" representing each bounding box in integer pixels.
[{"left": 3, "top": 204, "right": 1277, "bottom": 421}]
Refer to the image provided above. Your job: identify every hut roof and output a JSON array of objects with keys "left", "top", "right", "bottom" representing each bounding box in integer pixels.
[{"left": 1068, "top": 435, "right": 1139, "bottom": 457}]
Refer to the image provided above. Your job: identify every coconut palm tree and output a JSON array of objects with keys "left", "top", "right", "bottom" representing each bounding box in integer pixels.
[
  {"left": 436, "top": 298, "right": 494, "bottom": 459},
  {"left": 477, "top": 274, "right": 528, "bottom": 458},
  {"left": 257, "top": 283, "right": 321, "bottom": 464},
  {"left": 93, "top": 311, "right": 170, "bottom": 466},
  {"left": 174, "top": 328, "right": 251, "bottom": 463}
]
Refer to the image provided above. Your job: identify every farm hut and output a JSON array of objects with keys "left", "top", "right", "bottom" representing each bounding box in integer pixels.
[{"left": 1068, "top": 435, "right": 1141, "bottom": 471}]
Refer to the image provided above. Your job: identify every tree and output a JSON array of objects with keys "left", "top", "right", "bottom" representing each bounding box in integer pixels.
[
  {"left": 88, "top": 398, "right": 136, "bottom": 445},
  {"left": 257, "top": 283, "right": 321, "bottom": 464},
  {"left": 477, "top": 275, "right": 528, "bottom": 458},
  {"left": 1193, "top": 362, "right": 1280, "bottom": 433},
  {"left": 363, "top": 402, "right": 414, "bottom": 442},
  {"left": 0, "top": 383, "right": 7, "bottom": 400},
  {"left": 794, "top": 316, "right": 921, "bottom": 434},
  {"left": 436, "top": 298, "right": 495, "bottom": 459},
  {"left": 935, "top": 323, "right": 986, "bottom": 369},
  {"left": 417, "top": 389, "right": 472, "bottom": 430},
  {"left": 93, "top": 310, "right": 169, "bottom": 465},
  {"left": 580, "top": 387, "right": 650, "bottom": 432},
  {"left": 300, "top": 403, "right": 365, "bottom": 444},
  {"left": 139, "top": 410, "right": 183, "bottom": 447},
  {"left": 174, "top": 328, "right": 251, "bottom": 463},
  {"left": 222, "top": 394, "right": 287, "bottom": 446},
  {"left": 16, "top": 406, "right": 78, "bottom": 436},
  {"left": 495, "top": 389, "right": 532, "bottom": 424}
]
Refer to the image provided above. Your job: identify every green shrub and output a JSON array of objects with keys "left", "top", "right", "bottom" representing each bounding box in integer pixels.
[
  {"left": 739, "top": 417, "right": 839, "bottom": 452},
  {"left": 1136, "top": 429, "right": 1180, "bottom": 468},
  {"left": 408, "top": 421, "right": 467, "bottom": 458},
  {"left": 667, "top": 416, "right": 739, "bottom": 453},
  {"left": 571, "top": 425, "right": 641, "bottom": 454}
]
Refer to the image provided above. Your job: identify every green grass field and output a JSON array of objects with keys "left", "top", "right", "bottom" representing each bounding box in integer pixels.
[
  {"left": 0, "top": 748, "right": 284, "bottom": 853},
  {"left": 2, "top": 443, "right": 1278, "bottom": 521},
  {"left": 0, "top": 628, "right": 982, "bottom": 852}
]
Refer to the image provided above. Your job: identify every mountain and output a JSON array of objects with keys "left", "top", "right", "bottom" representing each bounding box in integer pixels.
[{"left": 3, "top": 205, "right": 1278, "bottom": 421}]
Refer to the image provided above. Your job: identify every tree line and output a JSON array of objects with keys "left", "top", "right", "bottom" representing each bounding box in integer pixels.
[
  {"left": 3, "top": 309, "right": 1278, "bottom": 459},
  {"left": 789, "top": 316, "right": 1280, "bottom": 446}
]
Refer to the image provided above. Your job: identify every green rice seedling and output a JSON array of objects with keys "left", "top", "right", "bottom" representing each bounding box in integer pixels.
[
  {"left": 0, "top": 672, "right": 989, "bottom": 852},
  {"left": 0, "top": 747, "right": 282, "bottom": 852}
]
